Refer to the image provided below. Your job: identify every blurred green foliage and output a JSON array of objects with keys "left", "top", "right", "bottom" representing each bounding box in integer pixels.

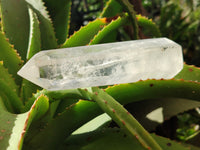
[
  {"left": 176, "top": 111, "right": 200, "bottom": 141},
  {"left": 70, "top": 0, "right": 106, "bottom": 35},
  {"left": 159, "top": 0, "right": 200, "bottom": 65}
]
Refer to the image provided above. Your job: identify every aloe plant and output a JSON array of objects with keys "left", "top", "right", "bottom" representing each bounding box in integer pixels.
[{"left": 0, "top": 0, "right": 200, "bottom": 149}]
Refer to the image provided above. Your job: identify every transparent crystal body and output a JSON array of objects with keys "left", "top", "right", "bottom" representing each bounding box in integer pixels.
[{"left": 18, "top": 38, "right": 183, "bottom": 91}]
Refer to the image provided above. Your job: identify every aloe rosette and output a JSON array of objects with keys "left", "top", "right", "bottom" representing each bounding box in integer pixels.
[{"left": 0, "top": 0, "right": 200, "bottom": 150}]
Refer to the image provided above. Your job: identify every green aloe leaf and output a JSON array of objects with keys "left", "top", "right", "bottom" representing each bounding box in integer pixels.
[
  {"left": 43, "top": 0, "right": 71, "bottom": 45},
  {"left": 99, "top": 0, "right": 123, "bottom": 44},
  {"left": 137, "top": 15, "right": 161, "bottom": 37},
  {"left": 20, "top": 7, "right": 41, "bottom": 104},
  {"left": 91, "top": 87, "right": 162, "bottom": 150},
  {"left": 22, "top": 88, "right": 83, "bottom": 112},
  {"left": 92, "top": 13, "right": 161, "bottom": 44},
  {"left": 20, "top": 64, "right": 200, "bottom": 148},
  {"left": 0, "top": 94, "right": 49, "bottom": 150},
  {"left": 114, "top": 64, "right": 200, "bottom": 130},
  {"left": 124, "top": 98, "right": 200, "bottom": 131},
  {"left": 106, "top": 79, "right": 200, "bottom": 102},
  {"left": 103, "top": 64, "right": 200, "bottom": 131},
  {"left": 0, "top": 87, "right": 15, "bottom": 113},
  {"left": 25, "top": 0, "right": 57, "bottom": 50},
  {"left": 123, "top": 65, "right": 200, "bottom": 131},
  {"left": 151, "top": 134, "right": 191, "bottom": 150},
  {"left": 0, "top": 61, "right": 18, "bottom": 94},
  {"left": 0, "top": 0, "right": 29, "bottom": 61},
  {"left": 89, "top": 14, "right": 129, "bottom": 45},
  {"left": 23, "top": 100, "right": 96, "bottom": 150},
  {"left": 0, "top": 31, "right": 23, "bottom": 86},
  {"left": 23, "top": 78, "right": 200, "bottom": 149},
  {"left": 63, "top": 13, "right": 160, "bottom": 47},
  {"left": 100, "top": 0, "right": 123, "bottom": 18},
  {"left": 62, "top": 18, "right": 109, "bottom": 48},
  {"left": 64, "top": 128, "right": 190, "bottom": 150},
  {"left": 101, "top": 0, "right": 161, "bottom": 38},
  {"left": 64, "top": 128, "right": 146, "bottom": 150},
  {"left": 20, "top": 79, "right": 41, "bottom": 105},
  {"left": 0, "top": 97, "right": 18, "bottom": 149},
  {"left": 54, "top": 98, "right": 79, "bottom": 116},
  {"left": 0, "top": 78, "right": 22, "bottom": 113},
  {"left": 175, "top": 64, "right": 200, "bottom": 81},
  {"left": 26, "top": 7, "right": 41, "bottom": 60}
]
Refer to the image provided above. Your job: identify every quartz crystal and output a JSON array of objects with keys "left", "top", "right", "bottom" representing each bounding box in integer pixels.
[{"left": 17, "top": 38, "right": 183, "bottom": 91}]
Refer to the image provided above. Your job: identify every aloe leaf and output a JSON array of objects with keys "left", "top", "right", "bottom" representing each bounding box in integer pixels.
[
  {"left": 99, "top": 0, "right": 123, "bottom": 44},
  {"left": 101, "top": 0, "right": 160, "bottom": 38},
  {"left": 137, "top": 15, "right": 161, "bottom": 37},
  {"left": 62, "top": 18, "right": 109, "bottom": 48},
  {"left": 125, "top": 64, "right": 200, "bottom": 130},
  {"left": 0, "top": 61, "right": 18, "bottom": 94},
  {"left": 23, "top": 79, "right": 200, "bottom": 149},
  {"left": 91, "top": 87, "right": 162, "bottom": 150},
  {"left": 104, "top": 64, "right": 200, "bottom": 131},
  {"left": 151, "top": 134, "right": 191, "bottom": 150},
  {"left": 1, "top": 95, "right": 15, "bottom": 114},
  {"left": 91, "top": 13, "right": 160, "bottom": 45},
  {"left": 26, "top": 7, "right": 41, "bottom": 60},
  {"left": 54, "top": 98, "right": 79, "bottom": 115},
  {"left": 106, "top": 79, "right": 200, "bottom": 102},
  {"left": 22, "top": 100, "right": 63, "bottom": 146},
  {"left": 175, "top": 64, "right": 200, "bottom": 81},
  {"left": 0, "top": 0, "right": 29, "bottom": 61},
  {"left": 125, "top": 98, "right": 200, "bottom": 131},
  {"left": 62, "top": 13, "right": 159, "bottom": 47},
  {"left": 64, "top": 128, "right": 191, "bottom": 150},
  {"left": 64, "top": 128, "right": 146, "bottom": 150},
  {"left": 0, "top": 97, "right": 17, "bottom": 149},
  {"left": 22, "top": 89, "right": 82, "bottom": 112},
  {"left": 23, "top": 100, "right": 97, "bottom": 150},
  {"left": 43, "top": 0, "right": 71, "bottom": 45},
  {"left": 100, "top": 0, "right": 123, "bottom": 17},
  {"left": 120, "top": 64, "right": 200, "bottom": 130},
  {"left": 0, "top": 94, "right": 49, "bottom": 150},
  {"left": 0, "top": 79, "right": 23, "bottom": 113},
  {"left": 0, "top": 31, "right": 23, "bottom": 85},
  {"left": 20, "top": 7, "right": 41, "bottom": 104},
  {"left": 89, "top": 14, "right": 129, "bottom": 45},
  {"left": 21, "top": 64, "right": 200, "bottom": 148},
  {"left": 20, "top": 79, "right": 41, "bottom": 105},
  {"left": 25, "top": 0, "right": 57, "bottom": 50}
]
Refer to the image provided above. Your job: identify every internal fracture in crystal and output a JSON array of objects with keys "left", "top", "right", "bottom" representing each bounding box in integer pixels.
[{"left": 17, "top": 38, "right": 183, "bottom": 91}]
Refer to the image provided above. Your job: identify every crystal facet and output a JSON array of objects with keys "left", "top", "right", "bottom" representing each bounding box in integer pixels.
[{"left": 17, "top": 38, "right": 183, "bottom": 91}]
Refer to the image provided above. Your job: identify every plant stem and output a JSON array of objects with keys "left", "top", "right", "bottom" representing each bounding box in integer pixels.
[{"left": 116, "top": 0, "right": 139, "bottom": 39}]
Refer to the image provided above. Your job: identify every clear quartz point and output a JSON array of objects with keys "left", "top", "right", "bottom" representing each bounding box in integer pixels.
[{"left": 17, "top": 38, "right": 183, "bottom": 91}]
